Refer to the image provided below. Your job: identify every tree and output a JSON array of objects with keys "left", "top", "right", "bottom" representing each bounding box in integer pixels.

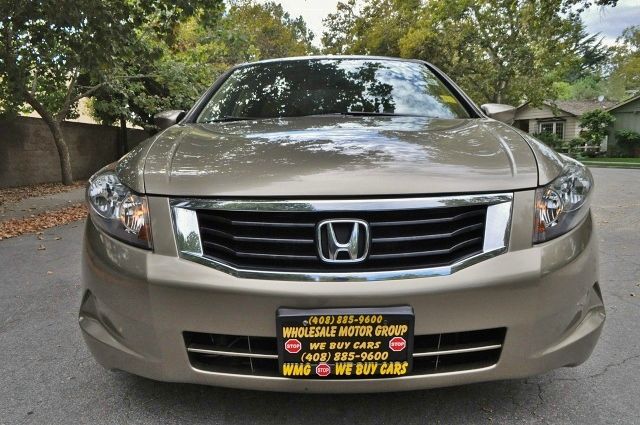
[
  {"left": 224, "top": 1, "right": 315, "bottom": 60},
  {"left": 322, "top": 0, "right": 421, "bottom": 57},
  {"left": 0, "top": 0, "right": 223, "bottom": 184},
  {"left": 609, "top": 26, "right": 640, "bottom": 99},
  {"left": 552, "top": 75, "right": 621, "bottom": 101},
  {"left": 90, "top": 0, "right": 315, "bottom": 132},
  {"left": 561, "top": 0, "right": 618, "bottom": 12},
  {"left": 579, "top": 109, "right": 615, "bottom": 146},
  {"left": 323, "top": 0, "right": 611, "bottom": 105}
]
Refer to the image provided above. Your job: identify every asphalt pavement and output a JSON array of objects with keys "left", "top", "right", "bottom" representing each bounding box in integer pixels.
[
  {"left": 0, "top": 188, "right": 85, "bottom": 221},
  {"left": 1, "top": 167, "right": 639, "bottom": 424}
]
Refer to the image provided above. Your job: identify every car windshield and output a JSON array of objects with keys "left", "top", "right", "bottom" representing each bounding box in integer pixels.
[{"left": 196, "top": 59, "right": 470, "bottom": 122}]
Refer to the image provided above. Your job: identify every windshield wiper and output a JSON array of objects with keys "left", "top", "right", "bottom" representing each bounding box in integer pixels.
[
  {"left": 207, "top": 112, "right": 430, "bottom": 122},
  {"left": 206, "top": 116, "right": 261, "bottom": 123},
  {"left": 304, "top": 111, "right": 428, "bottom": 118}
]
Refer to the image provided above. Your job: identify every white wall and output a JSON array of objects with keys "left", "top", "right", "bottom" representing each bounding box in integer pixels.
[{"left": 516, "top": 105, "right": 580, "bottom": 141}]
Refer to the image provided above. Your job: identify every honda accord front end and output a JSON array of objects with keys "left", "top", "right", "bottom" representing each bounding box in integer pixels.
[{"left": 79, "top": 56, "right": 604, "bottom": 392}]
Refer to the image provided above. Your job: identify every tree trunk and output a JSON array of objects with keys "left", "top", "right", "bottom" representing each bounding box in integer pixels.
[
  {"left": 118, "top": 116, "right": 128, "bottom": 156},
  {"left": 23, "top": 91, "right": 74, "bottom": 185},
  {"left": 43, "top": 119, "right": 74, "bottom": 185}
]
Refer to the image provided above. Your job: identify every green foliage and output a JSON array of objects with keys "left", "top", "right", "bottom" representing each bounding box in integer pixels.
[
  {"left": 560, "top": 0, "right": 618, "bottom": 11},
  {"left": 610, "top": 26, "right": 640, "bottom": 98},
  {"left": 0, "top": 0, "right": 225, "bottom": 183},
  {"left": 0, "top": 0, "right": 132, "bottom": 118},
  {"left": 533, "top": 132, "right": 563, "bottom": 150},
  {"left": 579, "top": 110, "right": 615, "bottom": 145},
  {"left": 91, "top": 0, "right": 315, "bottom": 130},
  {"left": 0, "top": 0, "right": 224, "bottom": 119},
  {"left": 615, "top": 130, "right": 640, "bottom": 145},
  {"left": 224, "top": 1, "right": 315, "bottom": 60},
  {"left": 553, "top": 76, "right": 622, "bottom": 101},
  {"left": 322, "top": 0, "right": 608, "bottom": 105},
  {"left": 566, "top": 137, "right": 586, "bottom": 156}
]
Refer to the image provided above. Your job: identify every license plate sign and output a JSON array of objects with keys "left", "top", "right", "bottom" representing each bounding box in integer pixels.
[{"left": 276, "top": 306, "right": 414, "bottom": 379}]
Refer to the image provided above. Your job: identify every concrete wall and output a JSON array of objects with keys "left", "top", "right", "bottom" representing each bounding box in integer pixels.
[{"left": 0, "top": 116, "right": 150, "bottom": 188}]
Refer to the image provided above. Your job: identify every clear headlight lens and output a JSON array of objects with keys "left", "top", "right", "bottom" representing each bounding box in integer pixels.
[
  {"left": 534, "top": 157, "right": 593, "bottom": 243},
  {"left": 87, "top": 170, "right": 152, "bottom": 249}
]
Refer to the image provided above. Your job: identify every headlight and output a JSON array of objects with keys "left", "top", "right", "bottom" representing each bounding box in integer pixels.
[
  {"left": 534, "top": 157, "right": 593, "bottom": 243},
  {"left": 87, "top": 170, "right": 152, "bottom": 249}
]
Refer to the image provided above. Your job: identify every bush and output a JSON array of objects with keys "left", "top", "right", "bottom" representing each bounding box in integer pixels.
[
  {"left": 616, "top": 129, "right": 640, "bottom": 157},
  {"left": 566, "top": 137, "right": 585, "bottom": 156},
  {"left": 532, "top": 132, "right": 562, "bottom": 149},
  {"left": 579, "top": 110, "right": 615, "bottom": 147},
  {"left": 616, "top": 129, "right": 640, "bottom": 145}
]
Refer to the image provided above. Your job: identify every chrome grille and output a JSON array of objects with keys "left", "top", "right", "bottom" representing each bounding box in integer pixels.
[
  {"left": 171, "top": 194, "right": 512, "bottom": 281},
  {"left": 195, "top": 206, "right": 487, "bottom": 272}
]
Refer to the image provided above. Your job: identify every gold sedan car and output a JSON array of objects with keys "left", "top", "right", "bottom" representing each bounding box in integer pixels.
[{"left": 80, "top": 56, "right": 604, "bottom": 392}]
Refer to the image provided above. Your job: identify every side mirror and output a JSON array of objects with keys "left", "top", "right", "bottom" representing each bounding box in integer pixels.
[
  {"left": 154, "top": 110, "right": 186, "bottom": 130},
  {"left": 480, "top": 103, "right": 516, "bottom": 125}
]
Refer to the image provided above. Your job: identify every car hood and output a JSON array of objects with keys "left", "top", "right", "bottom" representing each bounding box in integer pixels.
[{"left": 125, "top": 116, "right": 540, "bottom": 197}]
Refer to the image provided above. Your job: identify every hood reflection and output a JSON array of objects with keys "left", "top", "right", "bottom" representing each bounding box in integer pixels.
[{"left": 141, "top": 116, "right": 538, "bottom": 196}]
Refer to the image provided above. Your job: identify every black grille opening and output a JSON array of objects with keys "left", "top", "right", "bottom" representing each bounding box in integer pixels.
[
  {"left": 183, "top": 327, "right": 506, "bottom": 377},
  {"left": 439, "top": 327, "right": 505, "bottom": 350},
  {"left": 195, "top": 204, "right": 488, "bottom": 273},
  {"left": 190, "top": 353, "right": 280, "bottom": 376}
]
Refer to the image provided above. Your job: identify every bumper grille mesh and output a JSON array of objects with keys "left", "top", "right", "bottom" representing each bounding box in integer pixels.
[
  {"left": 195, "top": 205, "right": 487, "bottom": 272},
  {"left": 183, "top": 328, "right": 506, "bottom": 377}
]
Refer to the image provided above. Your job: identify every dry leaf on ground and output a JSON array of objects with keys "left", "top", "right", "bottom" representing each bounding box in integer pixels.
[
  {"left": 0, "top": 181, "right": 85, "bottom": 207},
  {"left": 0, "top": 203, "right": 87, "bottom": 240}
]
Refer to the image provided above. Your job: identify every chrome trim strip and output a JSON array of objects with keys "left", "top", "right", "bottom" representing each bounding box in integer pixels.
[
  {"left": 187, "top": 346, "right": 278, "bottom": 359},
  {"left": 187, "top": 343, "right": 502, "bottom": 360},
  {"left": 170, "top": 193, "right": 513, "bottom": 282},
  {"left": 189, "top": 363, "right": 499, "bottom": 380},
  {"left": 412, "top": 344, "right": 502, "bottom": 358},
  {"left": 173, "top": 207, "right": 202, "bottom": 256},
  {"left": 483, "top": 201, "right": 512, "bottom": 252},
  {"left": 171, "top": 193, "right": 512, "bottom": 212}
]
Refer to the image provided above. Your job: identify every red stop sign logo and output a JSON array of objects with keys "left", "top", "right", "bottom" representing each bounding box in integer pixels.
[
  {"left": 389, "top": 336, "right": 407, "bottom": 352},
  {"left": 284, "top": 338, "right": 302, "bottom": 354},
  {"left": 316, "top": 362, "right": 331, "bottom": 377}
]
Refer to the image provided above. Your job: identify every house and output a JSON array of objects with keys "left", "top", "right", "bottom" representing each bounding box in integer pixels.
[
  {"left": 513, "top": 100, "right": 615, "bottom": 141},
  {"left": 606, "top": 94, "right": 640, "bottom": 153}
]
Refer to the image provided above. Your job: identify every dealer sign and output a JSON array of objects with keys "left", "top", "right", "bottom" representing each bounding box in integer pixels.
[{"left": 276, "top": 306, "right": 414, "bottom": 379}]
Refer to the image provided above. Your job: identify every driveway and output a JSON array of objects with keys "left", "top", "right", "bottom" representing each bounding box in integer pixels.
[{"left": 1, "top": 167, "right": 639, "bottom": 424}]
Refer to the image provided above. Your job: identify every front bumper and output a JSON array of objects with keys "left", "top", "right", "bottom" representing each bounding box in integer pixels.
[{"left": 79, "top": 192, "right": 604, "bottom": 392}]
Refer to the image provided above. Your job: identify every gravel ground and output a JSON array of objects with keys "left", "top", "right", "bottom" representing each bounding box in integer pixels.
[{"left": 0, "top": 167, "right": 638, "bottom": 424}]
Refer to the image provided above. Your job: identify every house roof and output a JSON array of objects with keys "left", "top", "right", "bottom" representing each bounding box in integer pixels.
[
  {"left": 516, "top": 100, "right": 616, "bottom": 117},
  {"left": 607, "top": 94, "right": 640, "bottom": 112},
  {"left": 547, "top": 100, "right": 616, "bottom": 116}
]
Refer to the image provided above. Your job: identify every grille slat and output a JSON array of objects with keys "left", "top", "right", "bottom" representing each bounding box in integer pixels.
[
  {"left": 370, "top": 209, "right": 485, "bottom": 227},
  {"left": 195, "top": 204, "right": 488, "bottom": 273},
  {"left": 233, "top": 221, "right": 315, "bottom": 228},
  {"left": 235, "top": 252, "right": 318, "bottom": 260},
  {"left": 368, "top": 237, "right": 483, "bottom": 260},
  {"left": 200, "top": 227, "right": 314, "bottom": 244},
  {"left": 372, "top": 223, "right": 484, "bottom": 243}
]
